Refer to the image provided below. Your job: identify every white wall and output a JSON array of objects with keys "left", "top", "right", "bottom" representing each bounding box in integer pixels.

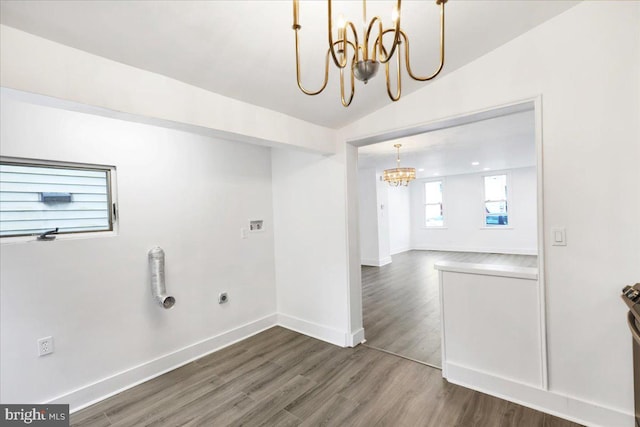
[
  {"left": 343, "top": 2, "right": 640, "bottom": 425},
  {"left": 357, "top": 169, "right": 392, "bottom": 266},
  {"left": 411, "top": 168, "right": 537, "bottom": 255},
  {"left": 271, "top": 148, "right": 356, "bottom": 346},
  {"left": 0, "top": 92, "right": 277, "bottom": 408},
  {"left": 358, "top": 168, "right": 381, "bottom": 265},
  {"left": 375, "top": 173, "right": 391, "bottom": 265},
  {"left": 387, "top": 184, "right": 411, "bottom": 255}
]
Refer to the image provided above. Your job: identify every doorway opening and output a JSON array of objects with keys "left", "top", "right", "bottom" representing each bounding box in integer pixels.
[{"left": 353, "top": 100, "right": 544, "bottom": 370}]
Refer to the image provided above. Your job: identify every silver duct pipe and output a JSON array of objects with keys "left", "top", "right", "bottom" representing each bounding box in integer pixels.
[{"left": 148, "top": 246, "right": 176, "bottom": 309}]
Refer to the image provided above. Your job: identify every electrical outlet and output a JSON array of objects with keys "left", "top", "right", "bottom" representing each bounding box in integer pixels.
[
  {"left": 218, "top": 292, "right": 229, "bottom": 304},
  {"left": 38, "top": 336, "right": 54, "bottom": 357}
]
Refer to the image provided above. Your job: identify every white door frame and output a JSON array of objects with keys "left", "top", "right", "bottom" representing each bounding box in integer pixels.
[{"left": 344, "top": 96, "right": 548, "bottom": 389}]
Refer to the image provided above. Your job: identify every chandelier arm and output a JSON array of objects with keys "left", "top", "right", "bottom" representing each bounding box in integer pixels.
[
  {"left": 340, "top": 55, "right": 356, "bottom": 107},
  {"left": 377, "top": 0, "right": 402, "bottom": 64},
  {"left": 345, "top": 21, "right": 360, "bottom": 63},
  {"left": 404, "top": 1, "right": 446, "bottom": 81},
  {"left": 293, "top": 30, "right": 331, "bottom": 96},
  {"left": 366, "top": 17, "right": 384, "bottom": 61},
  {"left": 328, "top": 0, "right": 349, "bottom": 69},
  {"left": 384, "top": 42, "right": 402, "bottom": 102}
]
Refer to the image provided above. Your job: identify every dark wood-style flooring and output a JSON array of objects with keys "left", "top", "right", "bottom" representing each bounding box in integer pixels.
[
  {"left": 362, "top": 250, "right": 538, "bottom": 367},
  {"left": 71, "top": 326, "right": 580, "bottom": 427}
]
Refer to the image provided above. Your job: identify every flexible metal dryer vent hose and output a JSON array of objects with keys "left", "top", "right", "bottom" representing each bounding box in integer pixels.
[{"left": 148, "top": 246, "right": 176, "bottom": 309}]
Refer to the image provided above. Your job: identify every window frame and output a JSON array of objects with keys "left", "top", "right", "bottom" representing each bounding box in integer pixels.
[
  {"left": 0, "top": 157, "right": 118, "bottom": 242},
  {"left": 423, "top": 178, "right": 446, "bottom": 228},
  {"left": 481, "top": 172, "right": 511, "bottom": 229}
]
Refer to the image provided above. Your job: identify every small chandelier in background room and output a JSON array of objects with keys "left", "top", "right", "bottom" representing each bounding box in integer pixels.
[
  {"left": 291, "top": 0, "right": 448, "bottom": 106},
  {"left": 383, "top": 144, "right": 416, "bottom": 187}
]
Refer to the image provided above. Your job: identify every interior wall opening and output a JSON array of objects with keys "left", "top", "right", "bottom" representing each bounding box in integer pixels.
[{"left": 353, "top": 100, "right": 542, "bottom": 370}]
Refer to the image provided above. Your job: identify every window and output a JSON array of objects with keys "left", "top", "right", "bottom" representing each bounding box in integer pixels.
[
  {"left": 425, "top": 180, "right": 444, "bottom": 227},
  {"left": 483, "top": 174, "right": 508, "bottom": 226},
  {"left": 0, "top": 160, "right": 115, "bottom": 238}
]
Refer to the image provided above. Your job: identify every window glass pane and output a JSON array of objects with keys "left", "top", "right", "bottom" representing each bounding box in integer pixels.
[
  {"left": 485, "top": 215, "right": 509, "bottom": 226},
  {"left": 425, "top": 204, "right": 443, "bottom": 227},
  {"left": 483, "top": 174, "right": 508, "bottom": 227},
  {"left": 484, "top": 175, "right": 507, "bottom": 201},
  {"left": 485, "top": 201, "right": 507, "bottom": 214},
  {"left": 0, "top": 163, "right": 112, "bottom": 237},
  {"left": 425, "top": 181, "right": 442, "bottom": 204}
]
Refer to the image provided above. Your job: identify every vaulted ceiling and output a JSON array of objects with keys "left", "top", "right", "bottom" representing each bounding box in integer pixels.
[{"left": 0, "top": 0, "right": 579, "bottom": 128}]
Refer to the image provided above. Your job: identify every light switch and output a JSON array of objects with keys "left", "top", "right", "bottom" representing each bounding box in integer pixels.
[
  {"left": 240, "top": 228, "right": 248, "bottom": 239},
  {"left": 551, "top": 228, "right": 566, "bottom": 246}
]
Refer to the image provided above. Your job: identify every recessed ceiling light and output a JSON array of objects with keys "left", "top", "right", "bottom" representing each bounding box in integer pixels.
[
  {"left": 471, "top": 161, "right": 480, "bottom": 166},
  {"left": 483, "top": 167, "right": 490, "bottom": 171},
  {"left": 433, "top": 172, "right": 440, "bottom": 176},
  {"left": 418, "top": 168, "right": 425, "bottom": 172}
]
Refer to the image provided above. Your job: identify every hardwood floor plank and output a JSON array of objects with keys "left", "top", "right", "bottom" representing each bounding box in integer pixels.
[
  {"left": 333, "top": 349, "right": 399, "bottom": 403},
  {"left": 241, "top": 361, "right": 302, "bottom": 401},
  {"left": 258, "top": 410, "right": 301, "bottom": 427},
  {"left": 227, "top": 375, "right": 315, "bottom": 427},
  {"left": 369, "top": 363, "right": 445, "bottom": 426},
  {"left": 298, "top": 394, "right": 359, "bottom": 427},
  {"left": 284, "top": 347, "right": 381, "bottom": 419},
  {"left": 109, "top": 375, "right": 225, "bottom": 426},
  {"left": 181, "top": 392, "right": 256, "bottom": 427},
  {"left": 543, "top": 414, "right": 584, "bottom": 427},
  {"left": 70, "top": 361, "right": 202, "bottom": 425},
  {"left": 69, "top": 411, "right": 111, "bottom": 427},
  {"left": 500, "top": 402, "right": 545, "bottom": 427},
  {"left": 455, "top": 390, "right": 510, "bottom": 427}
]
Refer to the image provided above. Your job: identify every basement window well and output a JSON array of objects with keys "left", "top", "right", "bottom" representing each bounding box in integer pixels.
[{"left": 0, "top": 158, "right": 117, "bottom": 239}]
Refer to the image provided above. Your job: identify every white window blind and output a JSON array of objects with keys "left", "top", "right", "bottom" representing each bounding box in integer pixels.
[{"left": 0, "top": 162, "right": 113, "bottom": 237}]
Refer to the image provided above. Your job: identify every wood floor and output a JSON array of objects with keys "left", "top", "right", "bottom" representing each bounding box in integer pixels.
[
  {"left": 71, "top": 326, "right": 580, "bottom": 427},
  {"left": 362, "top": 250, "right": 538, "bottom": 366}
]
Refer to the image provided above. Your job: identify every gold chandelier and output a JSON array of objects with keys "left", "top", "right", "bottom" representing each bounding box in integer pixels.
[
  {"left": 383, "top": 144, "right": 416, "bottom": 186},
  {"left": 291, "top": 0, "right": 447, "bottom": 106}
]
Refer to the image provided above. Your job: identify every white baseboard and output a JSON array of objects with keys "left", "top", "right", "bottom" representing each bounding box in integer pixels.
[
  {"left": 445, "top": 362, "right": 633, "bottom": 427},
  {"left": 411, "top": 246, "right": 538, "bottom": 256},
  {"left": 277, "top": 313, "right": 348, "bottom": 347},
  {"left": 390, "top": 247, "right": 411, "bottom": 256},
  {"left": 347, "top": 328, "right": 365, "bottom": 347},
  {"left": 51, "top": 314, "right": 278, "bottom": 413},
  {"left": 361, "top": 257, "right": 392, "bottom": 267},
  {"left": 379, "top": 256, "right": 392, "bottom": 266}
]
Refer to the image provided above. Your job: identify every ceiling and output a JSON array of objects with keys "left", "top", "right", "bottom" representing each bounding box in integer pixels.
[
  {"left": 0, "top": 1, "right": 578, "bottom": 129},
  {"left": 358, "top": 109, "right": 536, "bottom": 177}
]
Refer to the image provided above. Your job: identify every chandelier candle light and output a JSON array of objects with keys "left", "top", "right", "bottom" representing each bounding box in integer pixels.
[
  {"left": 292, "top": 0, "right": 448, "bottom": 106},
  {"left": 383, "top": 144, "right": 416, "bottom": 186}
]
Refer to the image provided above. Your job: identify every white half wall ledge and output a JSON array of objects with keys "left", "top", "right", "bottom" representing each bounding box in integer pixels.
[
  {"left": 0, "top": 25, "right": 337, "bottom": 155},
  {"left": 445, "top": 363, "right": 634, "bottom": 427},
  {"left": 435, "top": 261, "right": 538, "bottom": 280},
  {"left": 411, "top": 245, "right": 538, "bottom": 256}
]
